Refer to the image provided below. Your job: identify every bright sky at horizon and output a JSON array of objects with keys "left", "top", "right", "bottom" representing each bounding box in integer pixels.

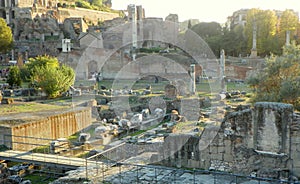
[{"left": 112, "top": 0, "right": 300, "bottom": 23}]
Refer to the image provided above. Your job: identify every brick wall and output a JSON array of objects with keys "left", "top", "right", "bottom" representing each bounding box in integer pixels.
[{"left": 0, "top": 107, "right": 91, "bottom": 151}]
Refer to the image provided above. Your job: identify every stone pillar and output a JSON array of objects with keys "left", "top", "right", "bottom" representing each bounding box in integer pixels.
[
  {"left": 220, "top": 49, "right": 226, "bottom": 92},
  {"left": 129, "top": 4, "right": 137, "bottom": 61},
  {"left": 286, "top": 30, "right": 290, "bottom": 46},
  {"left": 250, "top": 22, "right": 257, "bottom": 58},
  {"left": 11, "top": 49, "right": 14, "bottom": 60},
  {"left": 190, "top": 64, "right": 195, "bottom": 95},
  {"left": 25, "top": 51, "right": 28, "bottom": 61}
]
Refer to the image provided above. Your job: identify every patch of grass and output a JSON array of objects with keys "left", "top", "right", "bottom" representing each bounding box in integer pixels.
[
  {"left": 226, "top": 82, "right": 250, "bottom": 92},
  {"left": 31, "top": 145, "right": 50, "bottom": 154},
  {"left": 0, "top": 102, "right": 68, "bottom": 115},
  {"left": 40, "top": 97, "right": 72, "bottom": 104},
  {"left": 130, "top": 130, "right": 147, "bottom": 137},
  {"left": 76, "top": 151, "right": 89, "bottom": 158},
  {"left": 68, "top": 133, "right": 80, "bottom": 142},
  {"left": 81, "top": 79, "right": 249, "bottom": 97},
  {"left": 23, "top": 173, "right": 57, "bottom": 184},
  {"left": 175, "top": 121, "right": 206, "bottom": 134}
]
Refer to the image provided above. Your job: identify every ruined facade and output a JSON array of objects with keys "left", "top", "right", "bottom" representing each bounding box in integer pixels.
[
  {"left": 154, "top": 102, "right": 300, "bottom": 179},
  {"left": 0, "top": 0, "right": 119, "bottom": 60},
  {"left": 59, "top": 13, "right": 207, "bottom": 81}
]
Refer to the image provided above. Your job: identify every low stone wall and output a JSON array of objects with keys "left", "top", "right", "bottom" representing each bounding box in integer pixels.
[{"left": 1, "top": 107, "right": 92, "bottom": 151}]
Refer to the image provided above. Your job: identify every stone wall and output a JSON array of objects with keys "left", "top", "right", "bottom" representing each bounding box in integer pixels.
[
  {"left": 58, "top": 7, "right": 119, "bottom": 24},
  {"left": 253, "top": 102, "right": 292, "bottom": 154},
  {"left": 0, "top": 127, "right": 12, "bottom": 148},
  {"left": 156, "top": 102, "right": 299, "bottom": 179},
  {"left": 15, "top": 41, "right": 61, "bottom": 57},
  {"left": 225, "top": 65, "right": 253, "bottom": 80},
  {"left": 1, "top": 107, "right": 92, "bottom": 151},
  {"left": 291, "top": 113, "right": 300, "bottom": 177},
  {"left": 17, "top": 0, "right": 35, "bottom": 7}
]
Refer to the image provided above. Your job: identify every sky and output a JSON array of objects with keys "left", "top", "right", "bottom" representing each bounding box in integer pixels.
[{"left": 112, "top": 0, "right": 300, "bottom": 23}]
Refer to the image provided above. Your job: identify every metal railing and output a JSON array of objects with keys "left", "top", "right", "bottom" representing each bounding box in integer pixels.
[
  {"left": 88, "top": 161, "right": 299, "bottom": 184},
  {"left": 1, "top": 134, "right": 299, "bottom": 183}
]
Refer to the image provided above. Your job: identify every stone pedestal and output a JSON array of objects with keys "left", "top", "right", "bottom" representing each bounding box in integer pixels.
[{"left": 250, "top": 49, "right": 257, "bottom": 58}]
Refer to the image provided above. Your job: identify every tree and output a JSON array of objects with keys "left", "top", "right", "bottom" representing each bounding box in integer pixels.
[
  {"left": 258, "top": 10, "right": 277, "bottom": 56},
  {"left": 221, "top": 24, "right": 247, "bottom": 57},
  {"left": 7, "top": 66, "right": 22, "bottom": 88},
  {"left": 0, "top": 18, "right": 13, "bottom": 53},
  {"left": 244, "top": 9, "right": 277, "bottom": 56},
  {"left": 91, "top": 0, "right": 102, "bottom": 6},
  {"left": 191, "top": 22, "right": 222, "bottom": 39},
  {"left": 247, "top": 42, "right": 300, "bottom": 110},
  {"left": 191, "top": 22, "right": 223, "bottom": 56},
  {"left": 26, "top": 56, "right": 75, "bottom": 98},
  {"left": 278, "top": 10, "right": 299, "bottom": 46},
  {"left": 26, "top": 55, "right": 59, "bottom": 76}
]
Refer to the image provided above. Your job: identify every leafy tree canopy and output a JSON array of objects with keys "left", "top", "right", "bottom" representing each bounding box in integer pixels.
[
  {"left": 279, "top": 10, "right": 299, "bottom": 32},
  {"left": 26, "top": 55, "right": 59, "bottom": 75},
  {"left": 191, "top": 22, "right": 222, "bottom": 38},
  {"left": 247, "top": 42, "right": 300, "bottom": 110},
  {"left": 25, "top": 55, "right": 75, "bottom": 98},
  {"left": 7, "top": 66, "right": 22, "bottom": 88},
  {"left": 0, "top": 18, "right": 13, "bottom": 53},
  {"left": 190, "top": 22, "right": 223, "bottom": 56},
  {"left": 244, "top": 8, "right": 278, "bottom": 56}
]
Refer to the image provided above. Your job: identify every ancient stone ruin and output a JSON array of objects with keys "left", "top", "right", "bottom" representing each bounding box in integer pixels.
[
  {"left": 152, "top": 102, "right": 300, "bottom": 179},
  {"left": 164, "top": 84, "right": 177, "bottom": 99}
]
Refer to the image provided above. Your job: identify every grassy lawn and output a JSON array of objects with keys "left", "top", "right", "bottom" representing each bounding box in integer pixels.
[
  {"left": 226, "top": 82, "right": 251, "bottom": 92},
  {"left": 84, "top": 79, "right": 250, "bottom": 94},
  {"left": 0, "top": 102, "right": 69, "bottom": 115}
]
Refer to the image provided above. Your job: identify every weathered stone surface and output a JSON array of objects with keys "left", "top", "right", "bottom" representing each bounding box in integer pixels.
[
  {"left": 165, "top": 84, "right": 177, "bottom": 99},
  {"left": 51, "top": 164, "right": 274, "bottom": 184},
  {"left": 154, "top": 102, "right": 298, "bottom": 179},
  {"left": 1, "top": 98, "right": 14, "bottom": 104},
  {"left": 0, "top": 107, "right": 92, "bottom": 151}
]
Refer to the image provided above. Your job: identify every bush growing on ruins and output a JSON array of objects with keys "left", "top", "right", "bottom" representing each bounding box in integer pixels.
[
  {"left": 7, "top": 66, "right": 22, "bottom": 88},
  {"left": 247, "top": 42, "right": 300, "bottom": 110},
  {"left": 0, "top": 18, "right": 13, "bottom": 53},
  {"left": 25, "top": 56, "right": 75, "bottom": 98}
]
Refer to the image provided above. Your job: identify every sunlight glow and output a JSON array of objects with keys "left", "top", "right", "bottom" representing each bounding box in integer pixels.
[{"left": 112, "top": 0, "right": 300, "bottom": 23}]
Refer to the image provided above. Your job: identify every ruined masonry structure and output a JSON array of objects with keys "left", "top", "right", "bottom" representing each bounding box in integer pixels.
[
  {"left": 0, "top": 107, "right": 92, "bottom": 151},
  {"left": 155, "top": 102, "right": 299, "bottom": 178}
]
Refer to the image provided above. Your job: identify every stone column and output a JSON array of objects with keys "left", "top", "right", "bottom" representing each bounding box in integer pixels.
[
  {"left": 286, "top": 30, "right": 290, "bottom": 46},
  {"left": 129, "top": 4, "right": 137, "bottom": 61},
  {"left": 250, "top": 22, "right": 257, "bottom": 58},
  {"left": 11, "top": 49, "right": 14, "bottom": 60},
  {"left": 220, "top": 49, "right": 226, "bottom": 92},
  {"left": 190, "top": 64, "right": 195, "bottom": 95}
]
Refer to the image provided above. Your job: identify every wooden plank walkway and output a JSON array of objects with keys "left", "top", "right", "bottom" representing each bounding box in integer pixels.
[{"left": 0, "top": 150, "right": 101, "bottom": 170}]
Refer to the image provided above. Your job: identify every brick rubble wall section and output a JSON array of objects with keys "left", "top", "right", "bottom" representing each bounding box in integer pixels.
[{"left": 10, "top": 108, "right": 91, "bottom": 151}]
